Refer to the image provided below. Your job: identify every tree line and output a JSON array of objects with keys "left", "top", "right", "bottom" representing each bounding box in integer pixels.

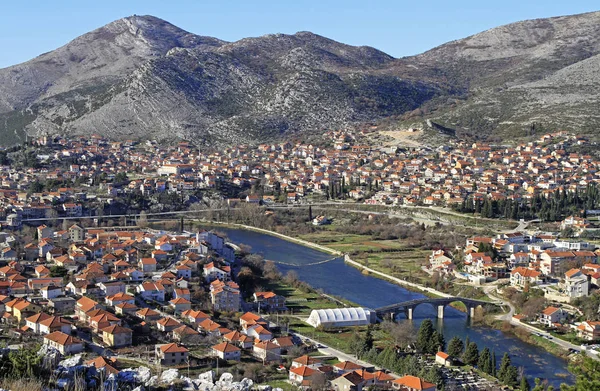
[{"left": 452, "top": 183, "right": 600, "bottom": 221}]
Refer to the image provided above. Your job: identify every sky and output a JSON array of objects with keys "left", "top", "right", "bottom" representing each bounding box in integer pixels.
[{"left": 0, "top": 0, "right": 598, "bottom": 68}]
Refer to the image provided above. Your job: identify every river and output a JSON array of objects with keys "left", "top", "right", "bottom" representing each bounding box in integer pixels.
[{"left": 209, "top": 226, "right": 573, "bottom": 387}]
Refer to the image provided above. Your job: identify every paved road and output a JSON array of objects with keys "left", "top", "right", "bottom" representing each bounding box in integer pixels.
[
  {"left": 291, "top": 330, "right": 387, "bottom": 372},
  {"left": 476, "top": 282, "right": 599, "bottom": 360}
]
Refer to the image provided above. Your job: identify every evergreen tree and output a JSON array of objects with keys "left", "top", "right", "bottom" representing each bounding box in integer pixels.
[
  {"left": 463, "top": 342, "right": 479, "bottom": 366},
  {"left": 560, "top": 355, "right": 600, "bottom": 391},
  {"left": 429, "top": 330, "right": 445, "bottom": 353},
  {"left": 364, "top": 326, "right": 375, "bottom": 351},
  {"left": 491, "top": 349, "right": 497, "bottom": 377},
  {"left": 498, "top": 353, "right": 512, "bottom": 381},
  {"left": 504, "top": 365, "right": 519, "bottom": 388},
  {"left": 478, "top": 347, "right": 492, "bottom": 374},
  {"left": 520, "top": 376, "right": 531, "bottom": 391},
  {"left": 416, "top": 319, "right": 434, "bottom": 353},
  {"left": 447, "top": 336, "right": 464, "bottom": 358}
]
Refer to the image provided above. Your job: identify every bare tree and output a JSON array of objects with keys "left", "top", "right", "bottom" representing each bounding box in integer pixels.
[{"left": 382, "top": 320, "right": 416, "bottom": 348}]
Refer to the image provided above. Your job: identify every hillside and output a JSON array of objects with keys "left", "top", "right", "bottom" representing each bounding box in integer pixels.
[
  {"left": 1, "top": 12, "right": 600, "bottom": 145},
  {"left": 394, "top": 11, "right": 600, "bottom": 139}
]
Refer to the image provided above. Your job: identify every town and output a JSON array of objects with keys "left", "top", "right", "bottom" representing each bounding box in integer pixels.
[{"left": 0, "top": 130, "right": 597, "bottom": 390}]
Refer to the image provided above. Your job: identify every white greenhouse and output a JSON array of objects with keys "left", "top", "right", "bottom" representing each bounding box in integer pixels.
[{"left": 306, "top": 307, "right": 376, "bottom": 329}]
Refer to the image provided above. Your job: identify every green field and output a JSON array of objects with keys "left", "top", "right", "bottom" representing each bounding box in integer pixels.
[{"left": 263, "top": 280, "right": 355, "bottom": 315}]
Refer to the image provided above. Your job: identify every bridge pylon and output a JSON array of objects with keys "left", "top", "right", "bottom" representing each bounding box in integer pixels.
[{"left": 437, "top": 304, "right": 445, "bottom": 319}]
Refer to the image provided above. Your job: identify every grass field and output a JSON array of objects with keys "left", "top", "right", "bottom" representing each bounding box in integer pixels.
[
  {"left": 299, "top": 229, "right": 433, "bottom": 286},
  {"left": 263, "top": 280, "right": 355, "bottom": 315}
]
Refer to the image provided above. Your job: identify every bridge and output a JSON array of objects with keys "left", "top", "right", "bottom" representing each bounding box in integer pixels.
[{"left": 374, "top": 297, "right": 498, "bottom": 320}]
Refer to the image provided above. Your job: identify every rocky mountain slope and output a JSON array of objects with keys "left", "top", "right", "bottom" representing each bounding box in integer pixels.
[
  {"left": 394, "top": 11, "right": 600, "bottom": 139},
  {"left": 1, "top": 12, "right": 600, "bottom": 145}
]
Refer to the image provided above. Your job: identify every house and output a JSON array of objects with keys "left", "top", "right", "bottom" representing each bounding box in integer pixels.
[
  {"left": 331, "top": 371, "right": 369, "bottom": 391},
  {"left": 157, "top": 317, "right": 182, "bottom": 332},
  {"left": 223, "top": 330, "right": 253, "bottom": 349},
  {"left": 139, "top": 258, "right": 157, "bottom": 274},
  {"left": 172, "top": 325, "right": 200, "bottom": 343},
  {"left": 253, "top": 291, "right": 287, "bottom": 311},
  {"left": 510, "top": 267, "right": 542, "bottom": 288},
  {"left": 211, "top": 342, "right": 241, "bottom": 361},
  {"left": 89, "top": 310, "right": 121, "bottom": 332},
  {"left": 181, "top": 309, "right": 210, "bottom": 325},
  {"left": 136, "top": 308, "right": 161, "bottom": 323},
  {"left": 210, "top": 282, "right": 240, "bottom": 312},
  {"left": 563, "top": 269, "right": 589, "bottom": 299},
  {"left": 86, "top": 356, "right": 119, "bottom": 375},
  {"left": 245, "top": 324, "right": 273, "bottom": 341},
  {"left": 577, "top": 321, "right": 600, "bottom": 340},
  {"left": 273, "top": 336, "right": 295, "bottom": 353},
  {"left": 174, "top": 288, "right": 191, "bottom": 300},
  {"left": 102, "top": 324, "right": 133, "bottom": 348},
  {"left": 10, "top": 299, "right": 41, "bottom": 322},
  {"left": 156, "top": 343, "right": 189, "bottom": 366},
  {"left": 334, "top": 361, "right": 363, "bottom": 375},
  {"left": 169, "top": 297, "right": 192, "bottom": 314},
  {"left": 69, "top": 225, "right": 85, "bottom": 242},
  {"left": 203, "top": 262, "right": 230, "bottom": 282},
  {"left": 137, "top": 281, "right": 166, "bottom": 302},
  {"left": 75, "top": 297, "right": 101, "bottom": 320},
  {"left": 289, "top": 365, "right": 320, "bottom": 386},
  {"left": 44, "top": 331, "right": 84, "bottom": 355},
  {"left": 115, "top": 302, "right": 138, "bottom": 315},
  {"left": 106, "top": 293, "right": 135, "bottom": 307},
  {"left": 435, "top": 352, "right": 452, "bottom": 367},
  {"left": 253, "top": 340, "right": 281, "bottom": 362},
  {"left": 239, "top": 312, "right": 266, "bottom": 330},
  {"left": 98, "top": 281, "right": 126, "bottom": 297},
  {"left": 539, "top": 306, "right": 568, "bottom": 327},
  {"left": 392, "top": 375, "right": 436, "bottom": 391},
  {"left": 49, "top": 297, "right": 76, "bottom": 313},
  {"left": 38, "top": 315, "right": 72, "bottom": 335},
  {"left": 175, "top": 264, "right": 192, "bottom": 280},
  {"left": 291, "top": 355, "right": 322, "bottom": 369},
  {"left": 41, "top": 285, "right": 63, "bottom": 300}
]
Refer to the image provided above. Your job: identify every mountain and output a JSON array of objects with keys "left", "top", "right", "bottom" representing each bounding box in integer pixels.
[
  {"left": 0, "top": 15, "right": 440, "bottom": 146},
  {"left": 393, "top": 11, "right": 600, "bottom": 139},
  {"left": 1, "top": 12, "right": 600, "bottom": 146}
]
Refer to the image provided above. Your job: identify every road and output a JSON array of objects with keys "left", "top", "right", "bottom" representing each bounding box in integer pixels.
[
  {"left": 476, "top": 282, "right": 598, "bottom": 360},
  {"left": 290, "top": 330, "right": 387, "bottom": 372}
]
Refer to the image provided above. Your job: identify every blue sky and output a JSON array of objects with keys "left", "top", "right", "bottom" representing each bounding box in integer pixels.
[{"left": 0, "top": 1, "right": 598, "bottom": 68}]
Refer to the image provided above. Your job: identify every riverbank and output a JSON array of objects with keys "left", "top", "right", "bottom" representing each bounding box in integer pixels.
[
  {"left": 194, "top": 220, "right": 341, "bottom": 256},
  {"left": 195, "top": 219, "right": 455, "bottom": 300}
]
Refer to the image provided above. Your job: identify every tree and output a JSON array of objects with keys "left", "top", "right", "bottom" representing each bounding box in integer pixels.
[
  {"left": 416, "top": 319, "right": 434, "bottom": 353},
  {"left": 364, "top": 326, "right": 375, "bottom": 351},
  {"left": 491, "top": 349, "right": 497, "bottom": 377},
  {"left": 463, "top": 342, "right": 479, "bottom": 366},
  {"left": 49, "top": 266, "right": 68, "bottom": 278},
  {"left": 533, "top": 378, "right": 554, "bottom": 391},
  {"left": 521, "top": 376, "right": 531, "bottom": 391},
  {"left": 382, "top": 321, "right": 416, "bottom": 348},
  {"left": 498, "top": 353, "right": 512, "bottom": 382},
  {"left": 478, "top": 347, "right": 492, "bottom": 374},
  {"left": 349, "top": 330, "right": 368, "bottom": 358},
  {"left": 138, "top": 210, "right": 149, "bottom": 228},
  {"left": 430, "top": 330, "right": 445, "bottom": 353},
  {"left": 560, "top": 355, "right": 600, "bottom": 391},
  {"left": 504, "top": 365, "right": 519, "bottom": 388},
  {"left": 447, "top": 336, "right": 464, "bottom": 358}
]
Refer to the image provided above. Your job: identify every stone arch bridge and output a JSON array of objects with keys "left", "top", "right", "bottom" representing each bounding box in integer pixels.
[{"left": 374, "top": 297, "right": 498, "bottom": 320}]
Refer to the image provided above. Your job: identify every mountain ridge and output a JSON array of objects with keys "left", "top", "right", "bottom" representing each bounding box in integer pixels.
[{"left": 0, "top": 12, "right": 599, "bottom": 145}]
